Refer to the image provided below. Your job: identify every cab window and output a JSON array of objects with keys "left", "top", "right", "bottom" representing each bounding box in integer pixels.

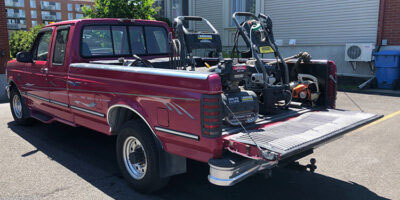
[
  {"left": 145, "top": 26, "right": 169, "bottom": 54},
  {"left": 129, "top": 26, "right": 146, "bottom": 55},
  {"left": 53, "top": 28, "right": 69, "bottom": 65},
  {"left": 81, "top": 26, "right": 113, "bottom": 57},
  {"left": 32, "top": 31, "right": 52, "bottom": 61},
  {"left": 80, "top": 25, "right": 169, "bottom": 57},
  {"left": 112, "top": 26, "right": 130, "bottom": 55}
]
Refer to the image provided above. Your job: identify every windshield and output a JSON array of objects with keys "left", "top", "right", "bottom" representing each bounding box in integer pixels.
[{"left": 81, "top": 25, "right": 169, "bottom": 57}]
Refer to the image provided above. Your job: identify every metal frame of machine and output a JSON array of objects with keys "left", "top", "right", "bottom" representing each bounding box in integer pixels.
[{"left": 171, "top": 13, "right": 321, "bottom": 122}]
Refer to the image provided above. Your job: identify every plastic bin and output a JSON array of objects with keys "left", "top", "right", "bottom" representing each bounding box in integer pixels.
[{"left": 373, "top": 51, "right": 400, "bottom": 89}]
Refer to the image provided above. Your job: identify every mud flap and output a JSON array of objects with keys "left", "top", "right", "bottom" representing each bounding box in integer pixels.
[{"left": 224, "top": 109, "right": 382, "bottom": 159}]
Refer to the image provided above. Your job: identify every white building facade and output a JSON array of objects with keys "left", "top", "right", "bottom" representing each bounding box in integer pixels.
[{"left": 157, "top": 0, "right": 380, "bottom": 77}]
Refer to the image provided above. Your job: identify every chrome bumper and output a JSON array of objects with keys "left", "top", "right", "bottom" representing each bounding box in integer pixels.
[
  {"left": 5, "top": 85, "right": 10, "bottom": 99},
  {"left": 208, "top": 157, "right": 277, "bottom": 186}
]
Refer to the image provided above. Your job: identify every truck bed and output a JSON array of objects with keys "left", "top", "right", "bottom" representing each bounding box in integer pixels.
[{"left": 222, "top": 106, "right": 310, "bottom": 135}]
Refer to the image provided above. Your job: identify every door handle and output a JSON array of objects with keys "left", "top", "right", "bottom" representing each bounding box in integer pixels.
[{"left": 41, "top": 68, "right": 48, "bottom": 74}]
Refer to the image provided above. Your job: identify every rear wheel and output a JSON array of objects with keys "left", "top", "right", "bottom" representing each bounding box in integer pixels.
[
  {"left": 116, "top": 120, "right": 169, "bottom": 193},
  {"left": 10, "top": 88, "right": 33, "bottom": 125}
]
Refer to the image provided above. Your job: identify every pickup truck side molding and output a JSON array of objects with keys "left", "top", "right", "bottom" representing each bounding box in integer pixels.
[
  {"left": 22, "top": 91, "right": 105, "bottom": 118},
  {"left": 21, "top": 85, "right": 197, "bottom": 101},
  {"left": 24, "top": 92, "right": 49, "bottom": 103},
  {"left": 22, "top": 91, "right": 163, "bottom": 146},
  {"left": 70, "top": 63, "right": 213, "bottom": 80},
  {"left": 155, "top": 126, "right": 199, "bottom": 140},
  {"left": 70, "top": 105, "right": 105, "bottom": 117}
]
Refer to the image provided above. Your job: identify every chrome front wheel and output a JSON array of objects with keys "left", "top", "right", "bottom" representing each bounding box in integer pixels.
[{"left": 12, "top": 94, "right": 22, "bottom": 119}]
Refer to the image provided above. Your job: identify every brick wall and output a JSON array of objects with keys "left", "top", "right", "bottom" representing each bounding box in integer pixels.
[
  {"left": 377, "top": 0, "right": 400, "bottom": 46},
  {"left": 0, "top": 0, "right": 10, "bottom": 74}
]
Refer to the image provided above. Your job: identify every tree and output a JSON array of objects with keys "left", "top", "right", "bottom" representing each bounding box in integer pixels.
[
  {"left": 82, "top": 0, "right": 158, "bottom": 20},
  {"left": 9, "top": 24, "right": 44, "bottom": 59}
]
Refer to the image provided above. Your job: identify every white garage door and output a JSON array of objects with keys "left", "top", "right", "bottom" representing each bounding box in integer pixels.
[{"left": 264, "top": 0, "right": 380, "bottom": 45}]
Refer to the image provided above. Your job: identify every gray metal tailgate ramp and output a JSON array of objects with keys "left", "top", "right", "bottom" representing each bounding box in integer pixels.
[{"left": 226, "top": 109, "right": 382, "bottom": 157}]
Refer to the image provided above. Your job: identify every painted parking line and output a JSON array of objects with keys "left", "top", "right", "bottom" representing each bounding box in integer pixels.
[{"left": 356, "top": 109, "right": 400, "bottom": 132}]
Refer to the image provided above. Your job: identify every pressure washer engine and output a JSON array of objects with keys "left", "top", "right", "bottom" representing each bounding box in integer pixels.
[
  {"left": 172, "top": 16, "right": 259, "bottom": 126},
  {"left": 215, "top": 59, "right": 259, "bottom": 126}
]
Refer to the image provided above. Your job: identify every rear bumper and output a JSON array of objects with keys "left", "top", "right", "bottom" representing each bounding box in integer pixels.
[{"left": 208, "top": 156, "right": 277, "bottom": 186}]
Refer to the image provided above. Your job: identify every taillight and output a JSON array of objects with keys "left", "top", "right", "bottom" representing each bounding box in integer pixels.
[
  {"left": 327, "top": 61, "right": 337, "bottom": 108},
  {"left": 201, "top": 94, "right": 222, "bottom": 138}
]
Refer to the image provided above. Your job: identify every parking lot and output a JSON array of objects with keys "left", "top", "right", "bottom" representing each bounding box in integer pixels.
[{"left": 0, "top": 91, "right": 399, "bottom": 200}]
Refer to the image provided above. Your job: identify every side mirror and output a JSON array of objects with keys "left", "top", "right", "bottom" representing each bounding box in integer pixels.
[{"left": 16, "top": 51, "right": 33, "bottom": 63}]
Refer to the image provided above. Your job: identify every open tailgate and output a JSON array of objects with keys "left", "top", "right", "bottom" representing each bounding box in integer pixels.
[{"left": 224, "top": 109, "right": 382, "bottom": 160}]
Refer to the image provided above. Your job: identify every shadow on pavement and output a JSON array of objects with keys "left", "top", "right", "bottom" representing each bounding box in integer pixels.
[
  {"left": 0, "top": 99, "right": 10, "bottom": 104},
  {"left": 8, "top": 120, "right": 388, "bottom": 200}
]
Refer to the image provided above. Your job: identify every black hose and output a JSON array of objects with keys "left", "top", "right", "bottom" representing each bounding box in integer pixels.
[{"left": 278, "top": 52, "right": 290, "bottom": 84}]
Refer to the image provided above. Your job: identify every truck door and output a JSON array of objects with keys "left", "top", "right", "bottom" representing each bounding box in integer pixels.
[
  {"left": 47, "top": 25, "right": 73, "bottom": 122},
  {"left": 25, "top": 27, "right": 54, "bottom": 111}
]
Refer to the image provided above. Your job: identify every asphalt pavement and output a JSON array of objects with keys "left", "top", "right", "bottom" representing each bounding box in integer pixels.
[{"left": 0, "top": 91, "right": 399, "bottom": 200}]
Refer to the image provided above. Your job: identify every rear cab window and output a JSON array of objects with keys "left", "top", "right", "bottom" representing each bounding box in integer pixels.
[
  {"left": 80, "top": 24, "right": 169, "bottom": 58},
  {"left": 144, "top": 26, "right": 168, "bottom": 54}
]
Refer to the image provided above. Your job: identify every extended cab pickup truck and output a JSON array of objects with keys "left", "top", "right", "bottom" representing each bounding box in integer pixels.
[{"left": 6, "top": 18, "right": 381, "bottom": 193}]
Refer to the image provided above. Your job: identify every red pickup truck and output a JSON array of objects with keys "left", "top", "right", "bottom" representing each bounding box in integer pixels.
[{"left": 6, "top": 18, "right": 381, "bottom": 193}]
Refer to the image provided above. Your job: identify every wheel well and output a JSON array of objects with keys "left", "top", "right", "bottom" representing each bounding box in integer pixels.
[
  {"left": 107, "top": 105, "right": 164, "bottom": 149},
  {"left": 107, "top": 106, "right": 140, "bottom": 134},
  {"left": 108, "top": 105, "right": 186, "bottom": 177}
]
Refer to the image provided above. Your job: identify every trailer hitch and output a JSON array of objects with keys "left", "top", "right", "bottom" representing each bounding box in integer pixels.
[
  {"left": 287, "top": 158, "right": 317, "bottom": 173},
  {"left": 306, "top": 158, "right": 317, "bottom": 172}
]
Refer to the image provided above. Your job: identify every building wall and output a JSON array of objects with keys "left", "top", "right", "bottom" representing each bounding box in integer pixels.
[
  {"left": 193, "top": 0, "right": 223, "bottom": 32},
  {"left": 0, "top": 0, "right": 10, "bottom": 74},
  {"left": 377, "top": 0, "right": 400, "bottom": 51},
  {"left": 263, "top": 0, "right": 380, "bottom": 76},
  {"left": 264, "top": 0, "right": 379, "bottom": 46},
  {"left": 1, "top": 0, "right": 10, "bottom": 100},
  {"left": 191, "top": 0, "right": 380, "bottom": 76},
  {"left": 5, "top": 0, "right": 94, "bottom": 32}
]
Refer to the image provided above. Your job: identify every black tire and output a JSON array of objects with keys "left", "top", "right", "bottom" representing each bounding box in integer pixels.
[
  {"left": 116, "top": 120, "right": 169, "bottom": 193},
  {"left": 10, "top": 88, "right": 33, "bottom": 126}
]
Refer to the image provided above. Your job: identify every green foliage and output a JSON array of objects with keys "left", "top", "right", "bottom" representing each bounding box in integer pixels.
[
  {"left": 9, "top": 25, "right": 44, "bottom": 59},
  {"left": 82, "top": 0, "right": 158, "bottom": 20}
]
